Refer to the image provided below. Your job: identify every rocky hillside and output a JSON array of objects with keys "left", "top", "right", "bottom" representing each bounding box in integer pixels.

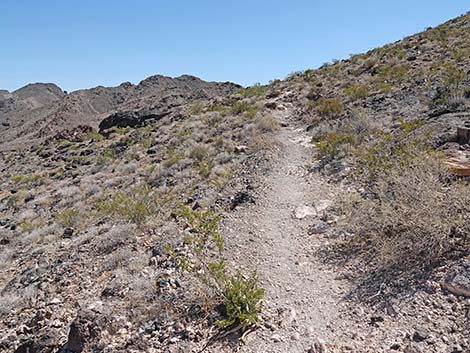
[
  {"left": 0, "top": 75, "right": 240, "bottom": 151},
  {"left": 0, "top": 12, "right": 469, "bottom": 353}
]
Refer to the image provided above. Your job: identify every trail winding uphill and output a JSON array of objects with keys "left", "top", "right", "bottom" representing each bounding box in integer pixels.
[{"left": 220, "top": 109, "right": 352, "bottom": 353}]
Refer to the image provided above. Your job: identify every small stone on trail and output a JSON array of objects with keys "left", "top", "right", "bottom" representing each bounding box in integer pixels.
[{"left": 294, "top": 205, "right": 316, "bottom": 219}]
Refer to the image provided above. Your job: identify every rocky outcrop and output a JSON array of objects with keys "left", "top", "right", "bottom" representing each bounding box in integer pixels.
[{"left": 98, "top": 110, "right": 170, "bottom": 132}]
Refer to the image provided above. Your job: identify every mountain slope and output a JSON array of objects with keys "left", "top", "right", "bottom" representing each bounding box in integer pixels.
[
  {"left": 0, "top": 12, "right": 469, "bottom": 353},
  {"left": 0, "top": 75, "right": 240, "bottom": 151}
]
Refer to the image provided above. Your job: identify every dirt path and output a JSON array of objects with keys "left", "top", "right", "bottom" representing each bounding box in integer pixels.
[{"left": 221, "top": 111, "right": 351, "bottom": 352}]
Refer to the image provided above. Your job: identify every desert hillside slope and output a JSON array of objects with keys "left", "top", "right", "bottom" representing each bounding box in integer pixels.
[
  {"left": 0, "top": 12, "right": 469, "bottom": 353},
  {"left": 0, "top": 75, "right": 240, "bottom": 151}
]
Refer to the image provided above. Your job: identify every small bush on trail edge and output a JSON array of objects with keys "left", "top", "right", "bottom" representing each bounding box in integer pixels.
[
  {"left": 96, "top": 185, "right": 165, "bottom": 225},
  {"left": 341, "top": 151, "right": 469, "bottom": 273},
  {"left": 354, "top": 118, "right": 427, "bottom": 182},
  {"left": 311, "top": 131, "right": 356, "bottom": 163},
  {"left": 167, "top": 205, "right": 264, "bottom": 331}
]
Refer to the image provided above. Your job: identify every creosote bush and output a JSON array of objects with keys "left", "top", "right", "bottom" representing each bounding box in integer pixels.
[
  {"left": 55, "top": 208, "right": 81, "bottom": 227},
  {"left": 314, "top": 97, "right": 344, "bottom": 117},
  {"left": 341, "top": 151, "right": 469, "bottom": 271},
  {"left": 231, "top": 100, "right": 258, "bottom": 118},
  {"left": 167, "top": 205, "right": 264, "bottom": 330},
  {"left": 338, "top": 118, "right": 469, "bottom": 274},
  {"left": 237, "top": 83, "right": 267, "bottom": 98},
  {"left": 344, "top": 84, "right": 369, "bottom": 101},
  {"left": 96, "top": 185, "right": 164, "bottom": 225},
  {"left": 311, "top": 131, "right": 356, "bottom": 162}
]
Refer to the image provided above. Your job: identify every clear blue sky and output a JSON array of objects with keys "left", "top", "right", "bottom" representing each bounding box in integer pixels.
[{"left": 1, "top": 0, "right": 469, "bottom": 92}]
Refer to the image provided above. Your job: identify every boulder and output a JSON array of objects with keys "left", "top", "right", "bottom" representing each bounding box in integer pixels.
[
  {"left": 98, "top": 111, "right": 169, "bottom": 132},
  {"left": 441, "top": 260, "right": 470, "bottom": 297}
]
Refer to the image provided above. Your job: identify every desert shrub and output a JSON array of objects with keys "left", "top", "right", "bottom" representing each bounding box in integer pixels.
[
  {"left": 162, "top": 149, "right": 182, "bottom": 169},
  {"left": 194, "top": 160, "right": 215, "bottom": 179},
  {"left": 256, "top": 115, "right": 280, "bottom": 132},
  {"left": 318, "top": 62, "right": 342, "bottom": 77},
  {"left": 314, "top": 97, "right": 344, "bottom": 117},
  {"left": 336, "top": 115, "right": 470, "bottom": 275},
  {"left": 354, "top": 118, "right": 427, "bottom": 181},
  {"left": 188, "top": 101, "right": 205, "bottom": 115},
  {"left": 374, "top": 63, "right": 409, "bottom": 86},
  {"left": 86, "top": 131, "right": 105, "bottom": 142},
  {"left": 168, "top": 205, "right": 264, "bottom": 330},
  {"left": 207, "top": 104, "right": 228, "bottom": 114},
  {"left": 341, "top": 152, "right": 469, "bottom": 271},
  {"left": 55, "top": 208, "right": 81, "bottom": 227},
  {"left": 344, "top": 84, "right": 369, "bottom": 101},
  {"left": 237, "top": 83, "right": 267, "bottom": 98},
  {"left": 189, "top": 144, "right": 209, "bottom": 162},
  {"left": 440, "top": 63, "right": 465, "bottom": 88},
  {"left": 361, "top": 57, "right": 377, "bottom": 72},
  {"left": 303, "top": 69, "right": 319, "bottom": 84},
  {"left": 96, "top": 185, "right": 163, "bottom": 225},
  {"left": 96, "top": 148, "right": 117, "bottom": 165},
  {"left": 312, "top": 131, "right": 356, "bottom": 162},
  {"left": 231, "top": 101, "right": 258, "bottom": 118},
  {"left": 11, "top": 173, "right": 42, "bottom": 187}
]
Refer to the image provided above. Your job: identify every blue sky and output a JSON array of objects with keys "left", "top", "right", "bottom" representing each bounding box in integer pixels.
[{"left": 1, "top": 1, "right": 469, "bottom": 92}]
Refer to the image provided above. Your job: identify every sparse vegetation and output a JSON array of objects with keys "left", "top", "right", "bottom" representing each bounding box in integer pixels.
[
  {"left": 237, "top": 83, "right": 267, "bottom": 98},
  {"left": 231, "top": 100, "right": 258, "bottom": 118},
  {"left": 344, "top": 84, "right": 369, "bottom": 101},
  {"left": 96, "top": 185, "right": 164, "bottom": 225},
  {"left": 55, "top": 208, "right": 81, "bottom": 227},
  {"left": 168, "top": 205, "right": 264, "bottom": 330},
  {"left": 313, "top": 97, "right": 344, "bottom": 117}
]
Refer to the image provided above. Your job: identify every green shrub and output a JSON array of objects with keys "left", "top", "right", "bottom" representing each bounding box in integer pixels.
[
  {"left": 11, "top": 174, "right": 42, "bottom": 187},
  {"left": 55, "top": 208, "right": 81, "bottom": 227},
  {"left": 188, "top": 101, "right": 205, "bottom": 115},
  {"left": 170, "top": 205, "right": 264, "bottom": 330},
  {"left": 195, "top": 161, "right": 215, "bottom": 179},
  {"left": 441, "top": 62, "right": 465, "bottom": 88},
  {"left": 96, "top": 185, "right": 162, "bottom": 225},
  {"left": 86, "top": 132, "right": 105, "bottom": 142},
  {"left": 231, "top": 101, "right": 258, "bottom": 118},
  {"left": 237, "top": 83, "right": 267, "bottom": 98},
  {"left": 314, "top": 97, "right": 344, "bottom": 117},
  {"left": 344, "top": 84, "right": 369, "bottom": 101},
  {"left": 189, "top": 144, "right": 209, "bottom": 162},
  {"left": 341, "top": 150, "right": 469, "bottom": 273},
  {"left": 312, "top": 131, "right": 355, "bottom": 162},
  {"left": 162, "top": 149, "right": 182, "bottom": 169},
  {"left": 374, "top": 63, "right": 409, "bottom": 84}
]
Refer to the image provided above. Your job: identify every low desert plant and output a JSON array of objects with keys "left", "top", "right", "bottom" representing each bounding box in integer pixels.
[
  {"left": 237, "top": 83, "right": 267, "bottom": 98},
  {"left": 11, "top": 173, "right": 42, "bottom": 187},
  {"left": 314, "top": 97, "right": 344, "bottom": 117},
  {"left": 168, "top": 205, "right": 264, "bottom": 330},
  {"left": 312, "top": 131, "right": 356, "bottom": 162},
  {"left": 231, "top": 100, "right": 258, "bottom": 118},
  {"left": 341, "top": 152, "right": 469, "bottom": 272},
  {"left": 96, "top": 185, "right": 163, "bottom": 225},
  {"left": 344, "top": 84, "right": 369, "bottom": 101},
  {"left": 55, "top": 208, "right": 81, "bottom": 227}
]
